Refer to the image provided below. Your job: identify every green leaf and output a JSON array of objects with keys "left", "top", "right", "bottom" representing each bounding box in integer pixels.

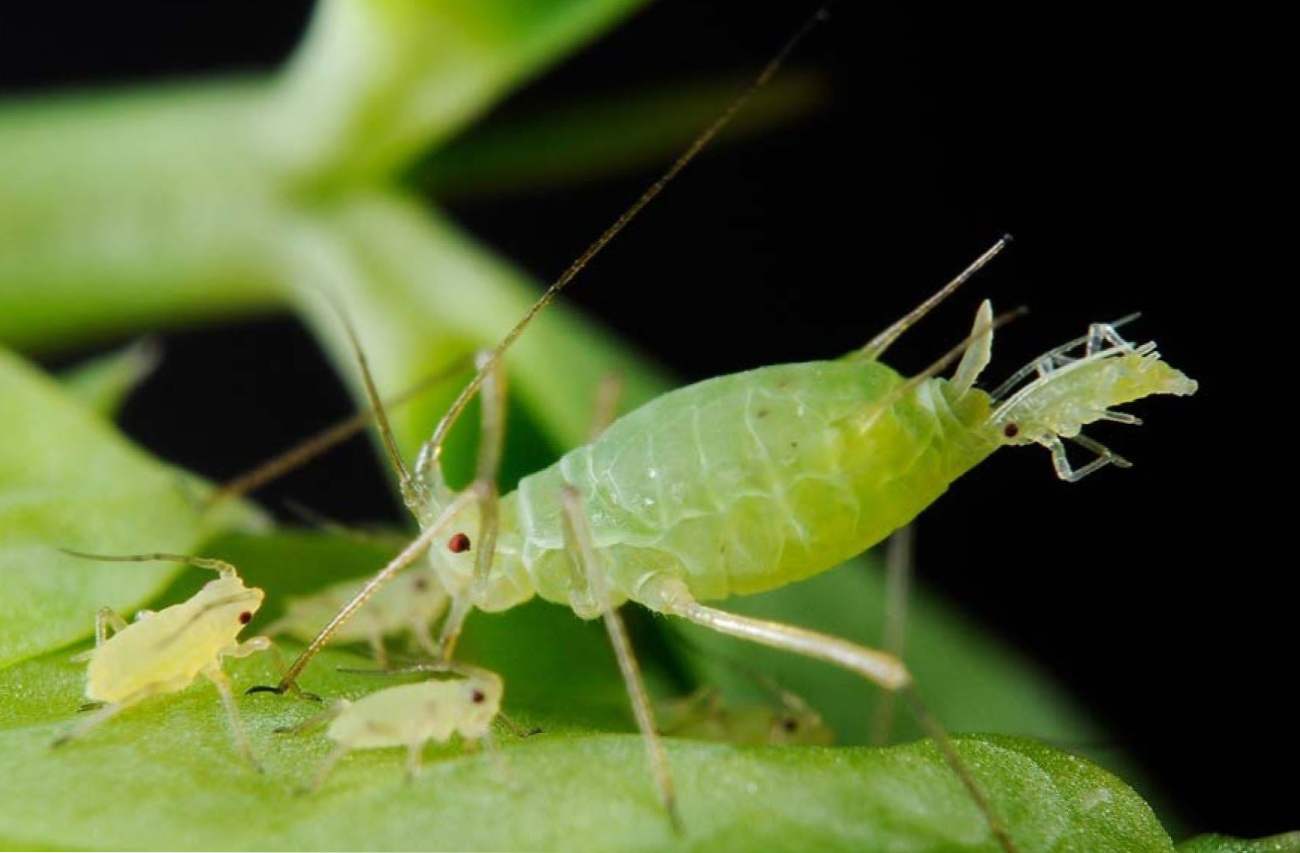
[
  {"left": 1177, "top": 834, "right": 1300, "bottom": 853},
  {"left": 57, "top": 338, "right": 161, "bottom": 417},
  {"left": 0, "top": 348, "right": 262, "bottom": 668},
  {"left": 0, "top": 529, "right": 1174, "bottom": 851}
]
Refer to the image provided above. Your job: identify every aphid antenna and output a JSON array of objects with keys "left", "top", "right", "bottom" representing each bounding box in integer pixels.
[
  {"left": 857, "top": 233, "right": 1014, "bottom": 361},
  {"left": 988, "top": 311, "right": 1143, "bottom": 401},
  {"left": 58, "top": 548, "right": 236, "bottom": 577},
  {"left": 411, "top": 4, "right": 835, "bottom": 483},
  {"left": 205, "top": 352, "right": 473, "bottom": 508}
]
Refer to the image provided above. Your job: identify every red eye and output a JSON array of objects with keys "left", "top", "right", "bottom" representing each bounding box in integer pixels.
[
  {"left": 448, "top": 533, "right": 471, "bottom": 553},
  {"left": 1003, "top": 423, "right": 1020, "bottom": 438},
  {"left": 471, "top": 689, "right": 486, "bottom": 704},
  {"left": 238, "top": 611, "right": 252, "bottom": 624}
]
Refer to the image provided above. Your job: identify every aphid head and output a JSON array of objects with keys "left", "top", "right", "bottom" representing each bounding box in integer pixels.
[
  {"left": 769, "top": 706, "right": 835, "bottom": 746},
  {"left": 986, "top": 317, "right": 1197, "bottom": 481},
  {"left": 458, "top": 668, "right": 504, "bottom": 735}
]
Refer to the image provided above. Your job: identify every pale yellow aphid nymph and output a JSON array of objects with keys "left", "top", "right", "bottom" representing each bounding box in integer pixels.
[
  {"left": 279, "top": 666, "right": 504, "bottom": 791},
  {"left": 264, "top": 567, "right": 448, "bottom": 666},
  {"left": 56, "top": 551, "right": 272, "bottom": 768}
]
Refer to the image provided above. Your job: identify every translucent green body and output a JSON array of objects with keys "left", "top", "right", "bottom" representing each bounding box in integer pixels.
[{"left": 432, "top": 360, "right": 998, "bottom": 614}]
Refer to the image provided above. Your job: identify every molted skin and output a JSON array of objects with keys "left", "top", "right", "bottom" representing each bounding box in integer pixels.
[
  {"left": 428, "top": 360, "right": 999, "bottom": 615},
  {"left": 86, "top": 575, "right": 263, "bottom": 703}
]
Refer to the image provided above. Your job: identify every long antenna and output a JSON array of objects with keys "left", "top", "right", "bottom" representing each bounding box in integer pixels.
[{"left": 414, "top": 5, "right": 833, "bottom": 479}]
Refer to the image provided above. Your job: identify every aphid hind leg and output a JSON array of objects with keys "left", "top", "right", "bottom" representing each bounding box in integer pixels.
[
  {"left": 560, "top": 487, "right": 683, "bottom": 834},
  {"left": 663, "top": 596, "right": 1018, "bottom": 853}
]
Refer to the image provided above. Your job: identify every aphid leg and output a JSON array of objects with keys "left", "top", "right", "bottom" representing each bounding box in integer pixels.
[
  {"left": 1086, "top": 321, "right": 1133, "bottom": 356},
  {"left": 560, "top": 486, "right": 683, "bottom": 834},
  {"left": 367, "top": 632, "right": 389, "bottom": 669},
  {"left": 70, "top": 606, "right": 129, "bottom": 662},
  {"left": 479, "top": 730, "right": 512, "bottom": 785},
  {"left": 307, "top": 743, "right": 350, "bottom": 794},
  {"left": 1044, "top": 435, "right": 1132, "bottom": 482},
  {"left": 405, "top": 741, "right": 425, "bottom": 782},
  {"left": 250, "top": 488, "right": 479, "bottom": 695},
  {"left": 870, "top": 525, "right": 913, "bottom": 745},
  {"left": 663, "top": 596, "right": 1018, "bottom": 853},
  {"left": 51, "top": 683, "right": 167, "bottom": 748},
  {"left": 409, "top": 617, "right": 440, "bottom": 658},
  {"left": 203, "top": 662, "right": 261, "bottom": 771},
  {"left": 434, "top": 350, "right": 507, "bottom": 663}
]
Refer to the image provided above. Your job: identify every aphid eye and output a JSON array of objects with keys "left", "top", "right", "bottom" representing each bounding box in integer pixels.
[
  {"left": 413, "top": 578, "right": 428, "bottom": 591},
  {"left": 781, "top": 717, "right": 799, "bottom": 733},
  {"left": 448, "top": 533, "right": 471, "bottom": 553},
  {"left": 1003, "top": 422, "right": 1020, "bottom": 439},
  {"left": 238, "top": 611, "right": 253, "bottom": 624},
  {"left": 471, "top": 689, "right": 486, "bottom": 704}
]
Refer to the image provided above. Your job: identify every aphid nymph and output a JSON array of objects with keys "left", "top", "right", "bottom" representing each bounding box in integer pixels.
[
  {"left": 278, "top": 665, "right": 504, "bottom": 792},
  {"left": 264, "top": 567, "right": 448, "bottom": 667},
  {"left": 55, "top": 551, "right": 272, "bottom": 768}
]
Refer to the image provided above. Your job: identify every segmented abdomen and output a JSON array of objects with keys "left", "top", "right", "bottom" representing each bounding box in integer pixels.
[{"left": 487, "top": 359, "right": 984, "bottom": 612}]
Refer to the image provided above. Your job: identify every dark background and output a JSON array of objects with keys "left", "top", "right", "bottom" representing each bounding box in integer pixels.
[{"left": 2, "top": 1, "right": 1285, "bottom": 839}]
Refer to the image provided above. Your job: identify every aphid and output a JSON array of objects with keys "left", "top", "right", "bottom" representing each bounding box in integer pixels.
[
  {"left": 236, "top": 9, "right": 1198, "bottom": 850},
  {"left": 264, "top": 567, "right": 448, "bottom": 666},
  {"left": 658, "top": 684, "right": 833, "bottom": 747},
  {"left": 55, "top": 551, "right": 271, "bottom": 768},
  {"left": 277, "top": 665, "right": 504, "bottom": 792}
]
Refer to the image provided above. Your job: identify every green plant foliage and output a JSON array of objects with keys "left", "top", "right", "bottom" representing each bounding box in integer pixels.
[
  {"left": 57, "top": 339, "right": 161, "bottom": 417},
  {"left": 0, "top": 529, "right": 1175, "bottom": 851},
  {"left": 0, "top": 348, "right": 260, "bottom": 670},
  {"left": 1178, "top": 834, "right": 1300, "bottom": 853}
]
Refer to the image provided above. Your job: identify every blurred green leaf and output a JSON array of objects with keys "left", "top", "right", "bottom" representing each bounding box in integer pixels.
[
  {"left": 0, "top": 529, "right": 1174, "bottom": 851},
  {"left": 0, "top": 348, "right": 262, "bottom": 668},
  {"left": 421, "top": 73, "right": 826, "bottom": 198},
  {"left": 57, "top": 338, "right": 161, "bottom": 417},
  {"left": 1178, "top": 834, "right": 1300, "bottom": 853}
]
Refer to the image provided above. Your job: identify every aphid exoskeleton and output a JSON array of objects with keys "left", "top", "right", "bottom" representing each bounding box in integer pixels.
[
  {"left": 237, "top": 10, "right": 1198, "bottom": 850},
  {"left": 55, "top": 551, "right": 272, "bottom": 769},
  {"left": 264, "top": 567, "right": 448, "bottom": 666},
  {"left": 658, "top": 684, "right": 834, "bottom": 747},
  {"left": 278, "top": 665, "right": 503, "bottom": 792}
]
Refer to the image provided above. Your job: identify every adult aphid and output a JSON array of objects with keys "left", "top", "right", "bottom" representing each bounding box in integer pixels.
[
  {"left": 55, "top": 550, "right": 272, "bottom": 769},
  {"left": 276, "top": 665, "right": 504, "bottom": 792},
  {"left": 264, "top": 567, "right": 448, "bottom": 667},
  {"left": 241, "top": 7, "right": 1197, "bottom": 850}
]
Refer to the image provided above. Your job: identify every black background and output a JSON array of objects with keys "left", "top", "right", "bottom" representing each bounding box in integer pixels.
[{"left": 2, "top": 1, "right": 1287, "bottom": 839}]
